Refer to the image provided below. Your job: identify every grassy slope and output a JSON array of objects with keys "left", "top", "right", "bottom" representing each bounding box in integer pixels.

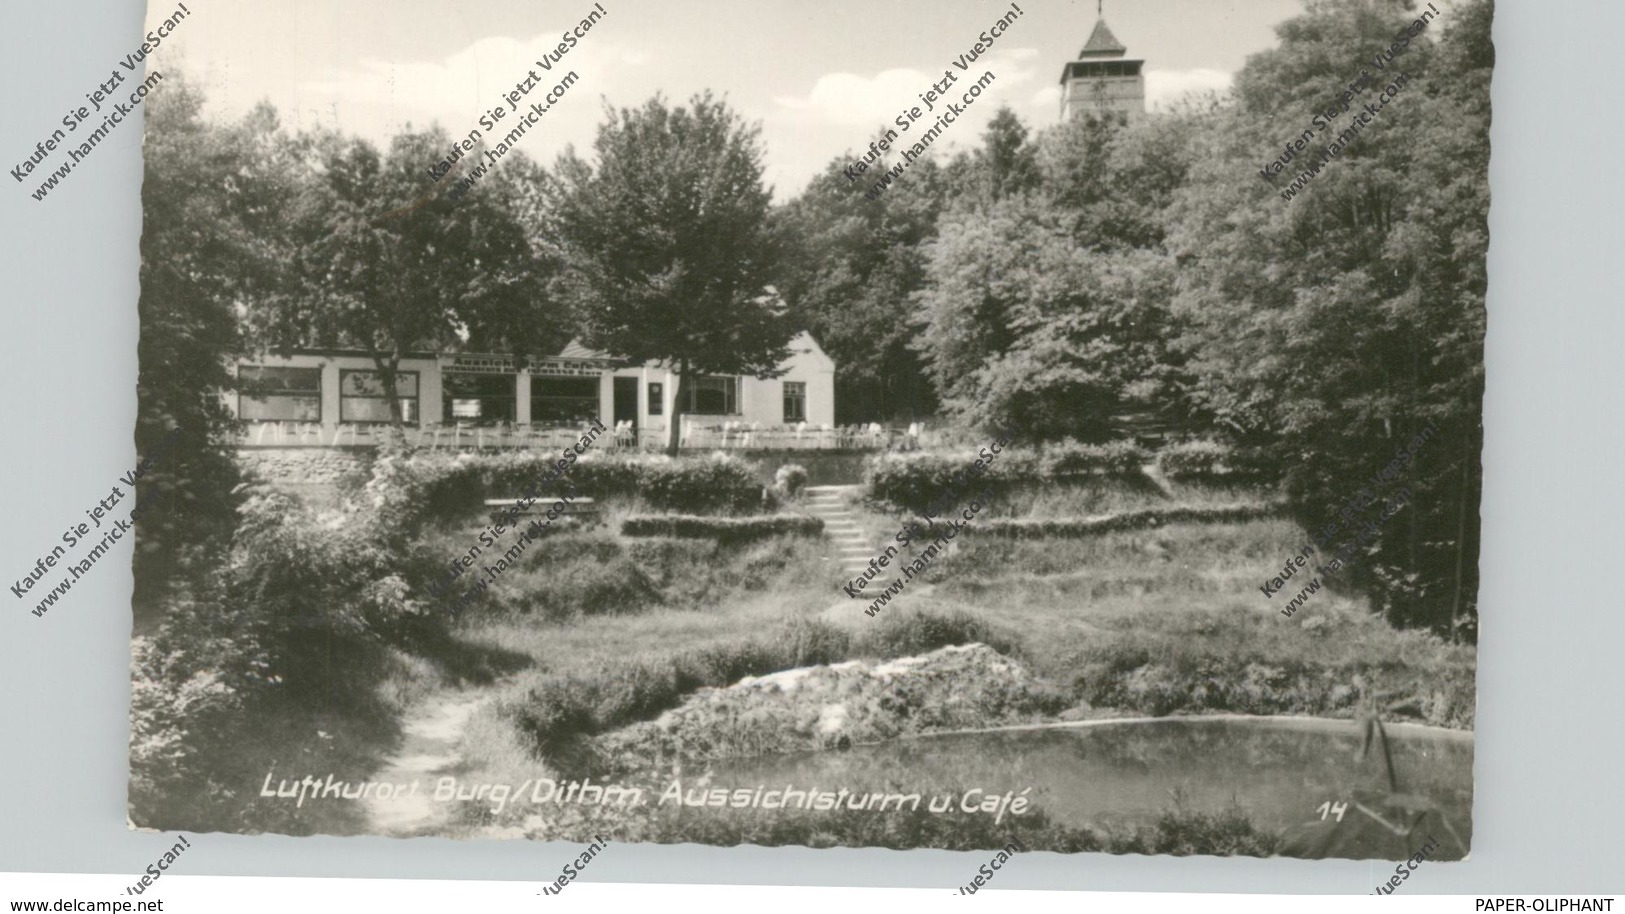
[
  {"left": 878, "top": 479, "right": 1475, "bottom": 727},
  {"left": 418, "top": 477, "right": 1473, "bottom": 843}
]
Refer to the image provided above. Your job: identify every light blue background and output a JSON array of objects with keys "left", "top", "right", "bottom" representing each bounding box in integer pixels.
[{"left": 0, "top": 0, "right": 1619, "bottom": 893}]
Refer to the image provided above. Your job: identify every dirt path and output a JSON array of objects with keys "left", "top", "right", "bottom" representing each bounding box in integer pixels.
[{"left": 364, "top": 686, "right": 496, "bottom": 836}]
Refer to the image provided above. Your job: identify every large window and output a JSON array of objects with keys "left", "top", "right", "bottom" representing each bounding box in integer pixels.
[
  {"left": 684, "top": 376, "right": 738, "bottom": 415},
  {"left": 339, "top": 370, "right": 418, "bottom": 424},
  {"left": 782, "top": 381, "right": 806, "bottom": 423},
  {"left": 531, "top": 376, "right": 600, "bottom": 424},
  {"left": 239, "top": 365, "right": 321, "bottom": 422},
  {"left": 442, "top": 374, "right": 516, "bottom": 423}
]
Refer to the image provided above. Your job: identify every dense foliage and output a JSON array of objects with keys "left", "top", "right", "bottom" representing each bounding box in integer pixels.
[
  {"left": 243, "top": 130, "right": 566, "bottom": 424},
  {"left": 787, "top": 0, "right": 1490, "bottom": 637},
  {"left": 134, "top": 80, "right": 289, "bottom": 609},
  {"left": 1166, "top": 0, "right": 1490, "bottom": 637},
  {"left": 552, "top": 93, "right": 794, "bottom": 453},
  {"left": 862, "top": 441, "right": 1150, "bottom": 512}
]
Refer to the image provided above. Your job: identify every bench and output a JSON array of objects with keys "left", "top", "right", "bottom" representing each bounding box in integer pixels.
[{"left": 484, "top": 496, "right": 597, "bottom": 526}]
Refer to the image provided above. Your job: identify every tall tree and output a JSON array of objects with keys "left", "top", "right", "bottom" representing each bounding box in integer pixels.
[
  {"left": 246, "top": 129, "right": 565, "bottom": 425},
  {"left": 913, "top": 99, "right": 1207, "bottom": 439},
  {"left": 553, "top": 93, "right": 790, "bottom": 454},
  {"left": 135, "top": 79, "right": 293, "bottom": 611},
  {"left": 958, "top": 105, "right": 1042, "bottom": 206},
  {"left": 915, "top": 196, "right": 1182, "bottom": 440},
  {"left": 1167, "top": 0, "right": 1489, "bottom": 637},
  {"left": 772, "top": 145, "right": 946, "bottom": 424}
]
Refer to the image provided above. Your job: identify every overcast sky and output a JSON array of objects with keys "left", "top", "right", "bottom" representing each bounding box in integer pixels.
[{"left": 151, "top": 0, "right": 1307, "bottom": 198}]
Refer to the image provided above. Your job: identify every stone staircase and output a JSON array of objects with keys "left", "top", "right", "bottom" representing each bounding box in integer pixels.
[{"left": 805, "top": 485, "right": 873, "bottom": 576}]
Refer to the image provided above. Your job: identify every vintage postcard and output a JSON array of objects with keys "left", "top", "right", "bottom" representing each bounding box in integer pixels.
[{"left": 127, "top": 0, "right": 1487, "bottom": 863}]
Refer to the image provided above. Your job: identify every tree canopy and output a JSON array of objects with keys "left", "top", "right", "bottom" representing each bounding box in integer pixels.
[
  {"left": 135, "top": 79, "right": 294, "bottom": 609},
  {"left": 552, "top": 92, "right": 791, "bottom": 453},
  {"left": 243, "top": 128, "right": 566, "bottom": 424}
]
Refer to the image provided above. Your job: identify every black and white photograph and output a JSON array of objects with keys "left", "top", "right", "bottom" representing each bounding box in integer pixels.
[{"left": 121, "top": 0, "right": 1488, "bottom": 865}]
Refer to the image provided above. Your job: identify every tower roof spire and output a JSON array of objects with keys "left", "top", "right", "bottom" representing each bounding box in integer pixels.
[{"left": 1079, "top": 17, "right": 1127, "bottom": 58}]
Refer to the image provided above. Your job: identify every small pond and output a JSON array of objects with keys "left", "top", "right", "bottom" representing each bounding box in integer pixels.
[{"left": 702, "top": 715, "right": 1473, "bottom": 850}]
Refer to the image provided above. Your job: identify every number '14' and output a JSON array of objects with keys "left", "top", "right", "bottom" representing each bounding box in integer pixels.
[{"left": 1315, "top": 800, "right": 1348, "bottom": 821}]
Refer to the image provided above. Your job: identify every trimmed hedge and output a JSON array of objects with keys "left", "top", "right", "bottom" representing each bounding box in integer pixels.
[
  {"left": 863, "top": 439, "right": 1150, "bottom": 513},
  {"left": 966, "top": 503, "right": 1287, "bottom": 539},
  {"left": 1158, "top": 440, "right": 1281, "bottom": 483},
  {"left": 482, "top": 451, "right": 764, "bottom": 514},
  {"left": 366, "top": 451, "right": 767, "bottom": 531},
  {"left": 1043, "top": 439, "right": 1151, "bottom": 477},
  {"left": 621, "top": 515, "right": 823, "bottom": 542}
]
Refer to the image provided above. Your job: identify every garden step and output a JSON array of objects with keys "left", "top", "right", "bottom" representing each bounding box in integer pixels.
[{"left": 807, "top": 488, "right": 880, "bottom": 575}]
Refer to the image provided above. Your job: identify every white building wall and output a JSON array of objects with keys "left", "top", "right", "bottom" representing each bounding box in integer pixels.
[{"left": 229, "top": 331, "right": 836, "bottom": 441}]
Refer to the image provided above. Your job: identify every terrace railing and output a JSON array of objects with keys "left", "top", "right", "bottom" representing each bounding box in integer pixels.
[{"left": 238, "top": 419, "right": 943, "bottom": 452}]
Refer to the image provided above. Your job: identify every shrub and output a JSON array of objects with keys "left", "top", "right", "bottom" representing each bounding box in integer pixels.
[
  {"left": 230, "top": 486, "right": 428, "bottom": 643},
  {"left": 774, "top": 463, "right": 809, "bottom": 499},
  {"left": 1044, "top": 439, "right": 1151, "bottom": 478},
  {"left": 1158, "top": 440, "right": 1281, "bottom": 484},
  {"left": 863, "top": 441, "right": 1149, "bottom": 513},
  {"left": 1224, "top": 445, "right": 1283, "bottom": 482},
  {"left": 376, "top": 451, "right": 767, "bottom": 525},
  {"left": 633, "top": 453, "right": 763, "bottom": 514},
  {"left": 864, "top": 453, "right": 967, "bottom": 512},
  {"left": 966, "top": 504, "right": 1286, "bottom": 539},
  {"left": 511, "top": 678, "right": 598, "bottom": 757},
  {"left": 780, "top": 617, "right": 855, "bottom": 667},
  {"left": 1070, "top": 638, "right": 1475, "bottom": 729},
  {"left": 526, "top": 555, "right": 662, "bottom": 621},
  {"left": 128, "top": 627, "right": 251, "bottom": 827},
  {"left": 621, "top": 515, "right": 823, "bottom": 542},
  {"left": 364, "top": 450, "right": 487, "bottom": 536},
  {"left": 1157, "top": 440, "right": 1229, "bottom": 480},
  {"left": 856, "top": 608, "right": 1025, "bottom": 660}
]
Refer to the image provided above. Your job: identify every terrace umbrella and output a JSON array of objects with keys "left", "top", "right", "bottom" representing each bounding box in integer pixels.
[{"left": 1279, "top": 712, "right": 1469, "bottom": 861}]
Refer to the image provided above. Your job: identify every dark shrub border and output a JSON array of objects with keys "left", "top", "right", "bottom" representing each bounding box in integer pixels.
[
  {"left": 371, "top": 452, "right": 768, "bottom": 531},
  {"left": 966, "top": 503, "right": 1288, "bottom": 539},
  {"left": 621, "top": 515, "right": 823, "bottom": 542},
  {"left": 1158, "top": 440, "right": 1281, "bottom": 484},
  {"left": 863, "top": 440, "right": 1151, "bottom": 513}
]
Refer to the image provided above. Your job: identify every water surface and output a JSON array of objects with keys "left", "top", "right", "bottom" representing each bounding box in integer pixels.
[{"left": 704, "top": 716, "right": 1473, "bottom": 843}]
